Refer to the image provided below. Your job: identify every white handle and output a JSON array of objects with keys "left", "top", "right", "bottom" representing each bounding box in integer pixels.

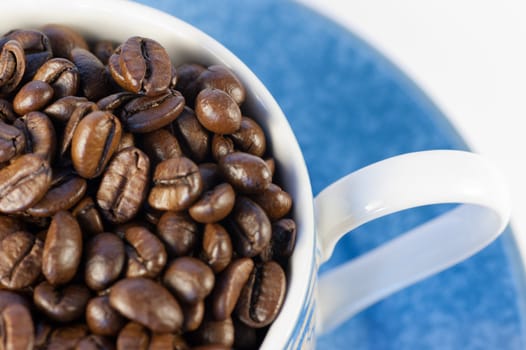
[{"left": 314, "top": 150, "right": 511, "bottom": 334}]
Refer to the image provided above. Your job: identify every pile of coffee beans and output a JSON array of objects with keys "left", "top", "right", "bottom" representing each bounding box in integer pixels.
[{"left": 0, "top": 24, "right": 296, "bottom": 350}]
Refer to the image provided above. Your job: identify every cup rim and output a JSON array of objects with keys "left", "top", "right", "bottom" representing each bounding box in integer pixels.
[{"left": 0, "top": 0, "right": 318, "bottom": 348}]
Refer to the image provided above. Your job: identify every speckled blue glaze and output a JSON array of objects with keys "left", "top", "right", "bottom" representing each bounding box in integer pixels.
[{"left": 136, "top": 1, "right": 526, "bottom": 348}]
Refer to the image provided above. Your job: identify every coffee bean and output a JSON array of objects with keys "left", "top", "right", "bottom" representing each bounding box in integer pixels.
[
  {"left": 109, "top": 277, "right": 183, "bottom": 333},
  {"left": 71, "top": 110, "right": 122, "bottom": 179},
  {"left": 189, "top": 317, "right": 234, "bottom": 348},
  {"left": 0, "top": 40, "right": 25, "bottom": 95},
  {"left": 85, "top": 233, "right": 125, "bottom": 291},
  {"left": 110, "top": 37, "right": 172, "bottom": 96},
  {"left": 42, "top": 211, "right": 82, "bottom": 285},
  {"left": 197, "top": 65, "right": 246, "bottom": 105},
  {"left": 219, "top": 152, "right": 272, "bottom": 194},
  {"left": 0, "top": 231, "right": 43, "bottom": 289},
  {"left": 33, "top": 57, "right": 79, "bottom": 98},
  {"left": 72, "top": 197, "right": 104, "bottom": 236},
  {"left": 76, "top": 335, "right": 115, "bottom": 350},
  {"left": 140, "top": 128, "right": 183, "bottom": 163},
  {"left": 44, "top": 96, "right": 89, "bottom": 122},
  {"left": 149, "top": 333, "right": 190, "bottom": 350},
  {"left": 0, "top": 99, "right": 16, "bottom": 122},
  {"left": 260, "top": 218, "right": 297, "bottom": 262},
  {"left": 175, "top": 63, "right": 205, "bottom": 105},
  {"left": 13, "top": 80, "right": 54, "bottom": 115},
  {"left": 42, "top": 24, "right": 89, "bottom": 59},
  {"left": 0, "top": 303, "right": 34, "bottom": 350},
  {"left": 71, "top": 48, "right": 115, "bottom": 101},
  {"left": 156, "top": 211, "right": 198, "bottom": 257},
  {"left": 251, "top": 183, "right": 292, "bottom": 221},
  {"left": 189, "top": 183, "right": 235, "bottom": 224},
  {"left": 124, "top": 226, "right": 166, "bottom": 278},
  {"left": 171, "top": 107, "right": 210, "bottom": 162},
  {"left": 200, "top": 224, "right": 233, "bottom": 274},
  {"left": 230, "top": 117, "right": 266, "bottom": 157},
  {"left": 0, "top": 216, "right": 24, "bottom": 241},
  {"left": 198, "top": 163, "right": 220, "bottom": 192},
  {"left": 211, "top": 134, "right": 234, "bottom": 162},
  {"left": 86, "top": 295, "right": 126, "bottom": 336},
  {"left": 92, "top": 40, "right": 116, "bottom": 65},
  {"left": 96, "top": 147, "right": 149, "bottom": 223},
  {"left": 148, "top": 157, "right": 203, "bottom": 211},
  {"left": 34, "top": 320, "right": 53, "bottom": 350},
  {"left": 195, "top": 88, "right": 241, "bottom": 134},
  {"left": 0, "top": 120, "right": 25, "bottom": 163},
  {"left": 45, "top": 324, "right": 89, "bottom": 350},
  {"left": 0, "top": 290, "right": 29, "bottom": 313},
  {"left": 116, "top": 132, "right": 135, "bottom": 152},
  {"left": 236, "top": 261, "right": 286, "bottom": 328},
  {"left": 96, "top": 91, "right": 136, "bottom": 112},
  {"left": 13, "top": 111, "right": 57, "bottom": 163},
  {"left": 34, "top": 282, "right": 91, "bottom": 322},
  {"left": 228, "top": 196, "right": 271, "bottom": 257},
  {"left": 116, "top": 322, "right": 149, "bottom": 350},
  {"left": 119, "top": 89, "right": 185, "bottom": 133},
  {"left": 60, "top": 101, "right": 98, "bottom": 158},
  {"left": 181, "top": 300, "right": 205, "bottom": 333},
  {"left": 211, "top": 258, "right": 254, "bottom": 321},
  {"left": 163, "top": 257, "right": 215, "bottom": 304}
]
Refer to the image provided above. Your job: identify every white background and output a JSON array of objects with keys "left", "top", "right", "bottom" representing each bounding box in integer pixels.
[{"left": 297, "top": 0, "right": 526, "bottom": 267}]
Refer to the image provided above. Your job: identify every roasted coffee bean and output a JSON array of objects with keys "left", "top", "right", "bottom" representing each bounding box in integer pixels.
[
  {"left": 175, "top": 63, "right": 205, "bottom": 105},
  {"left": 44, "top": 96, "right": 89, "bottom": 122},
  {"left": 96, "top": 147, "right": 149, "bottom": 224},
  {"left": 201, "top": 224, "right": 233, "bottom": 273},
  {"left": 148, "top": 157, "right": 203, "bottom": 211},
  {"left": 211, "top": 258, "right": 254, "bottom": 321},
  {"left": 228, "top": 196, "right": 271, "bottom": 257},
  {"left": 230, "top": 117, "right": 266, "bottom": 157},
  {"left": 85, "top": 233, "right": 125, "bottom": 291},
  {"left": 26, "top": 169, "right": 87, "bottom": 217},
  {"left": 189, "top": 317, "right": 234, "bottom": 348},
  {"left": 45, "top": 324, "right": 89, "bottom": 350},
  {"left": 110, "top": 37, "right": 171, "bottom": 96},
  {"left": 92, "top": 40, "right": 116, "bottom": 65},
  {"left": 42, "top": 24, "right": 89, "bottom": 59},
  {"left": 260, "top": 218, "right": 297, "bottom": 262},
  {"left": 251, "top": 183, "right": 292, "bottom": 221},
  {"left": 219, "top": 152, "right": 272, "bottom": 194},
  {"left": 13, "top": 80, "right": 54, "bottom": 115},
  {"left": 119, "top": 89, "right": 185, "bottom": 133},
  {"left": 0, "top": 120, "right": 25, "bottom": 163},
  {"left": 236, "top": 261, "right": 287, "bottom": 328},
  {"left": 124, "top": 226, "right": 166, "bottom": 278},
  {"left": 86, "top": 296, "right": 126, "bottom": 336},
  {"left": 34, "top": 282, "right": 91, "bottom": 322},
  {"left": 0, "top": 99, "right": 16, "bottom": 122},
  {"left": 61, "top": 101, "right": 98, "bottom": 157},
  {"left": 116, "top": 322, "right": 149, "bottom": 350},
  {"left": 0, "top": 290, "right": 29, "bottom": 312},
  {"left": 149, "top": 333, "right": 190, "bottom": 350},
  {"left": 163, "top": 257, "right": 215, "bottom": 304},
  {"left": 171, "top": 107, "right": 210, "bottom": 162},
  {"left": 181, "top": 301, "right": 205, "bottom": 332},
  {"left": 109, "top": 277, "right": 183, "bottom": 333},
  {"left": 211, "top": 134, "right": 234, "bottom": 162},
  {"left": 13, "top": 111, "right": 56, "bottom": 163},
  {"left": 195, "top": 88, "right": 241, "bottom": 134},
  {"left": 116, "top": 132, "right": 134, "bottom": 152},
  {"left": 0, "top": 231, "right": 43, "bottom": 289},
  {"left": 189, "top": 183, "right": 235, "bottom": 224},
  {"left": 0, "top": 216, "right": 24, "bottom": 241},
  {"left": 197, "top": 65, "right": 246, "bottom": 105},
  {"left": 42, "top": 211, "right": 82, "bottom": 285},
  {"left": 140, "top": 128, "right": 183, "bottom": 163},
  {"left": 156, "top": 211, "right": 198, "bottom": 257},
  {"left": 71, "top": 48, "right": 114, "bottom": 101},
  {"left": 72, "top": 197, "right": 104, "bottom": 236},
  {"left": 96, "top": 91, "right": 137, "bottom": 112},
  {"left": 141, "top": 202, "right": 163, "bottom": 226},
  {"left": 198, "top": 163, "right": 220, "bottom": 192},
  {"left": 33, "top": 57, "right": 79, "bottom": 98},
  {"left": 0, "top": 40, "right": 25, "bottom": 95},
  {"left": 71, "top": 110, "right": 122, "bottom": 179},
  {"left": 76, "top": 335, "right": 115, "bottom": 350},
  {"left": 0, "top": 303, "right": 34, "bottom": 350},
  {"left": 34, "top": 319, "right": 53, "bottom": 349}
]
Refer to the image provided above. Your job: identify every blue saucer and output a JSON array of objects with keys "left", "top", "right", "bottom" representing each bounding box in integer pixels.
[{"left": 137, "top": 1, "right": 526, "bottom": 348}]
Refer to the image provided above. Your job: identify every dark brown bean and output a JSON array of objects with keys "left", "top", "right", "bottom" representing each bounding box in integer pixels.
[
  {"left": 211, "top": 134, "right": 234, "bottom": 162},
  {"left": 0, "top": 120, "right": 25, "bottom": 163},
  {"left": 211, "top": 258, "right": 254, "bottom": 321},
  {"left": 96, "top": 91, "right": 136, "bottom": 112},
  {"left": 44, "top": 96, "right": 89, "bottom": 122},
  {"left": 13, "top": 80, "right": 54, "bottom": 115},
  {"left": 230, "top": 117, "right": 266, "bottom": 156},
  {"left": 0, "top": 231, "right": 43, "bottom": 289},
  {"left": 236, "top": 261, "right": 287, "bottom": 328},
  {"left": 45, "top": 324, "right": 89, "bottom": 350},
  {"left": 198, "top": 163, "right": 220, "bottom": 192},
  {"left": 0, "top": 99, "right": 16, "bottom": 122},
  {"left": 260, "top": 218, "right": 297, "bottom": 262},
  {"left": 86, "top": 295, "right": 126, "bottom": 336},
  {"left": 0, "top": 40, "right": 25, "bottom": 95},
  {"left": 139, "top": 128, "right": 183, "bottom": 164},
  {"left": 13, "top": 111, "right": 56, "bottom": 163},
  {"left": 76, "top": 335, "right": 115, "bottom": 350},
  {"left": 96, "top": 147, "right": 149, "bottom": 224},
  {"left": 116, "top": 322, "right": 149, "bottom": 350},
  {"left": 171, "top": 107, "right": 210, "bottom": 162},
  {"left": 189, "top": 183, "right": 235, "bottom": 224},
  {"left": 0, "top": 216, "right": 24, "bottom": 241},
  {"left": 71, "top": 110, "right": 122, "bottom": 179},
  {"left": 72, "top": 197, "right": 104, "bottom": 236},
  {"left": 71, "top": 47, "right": 116, "bottom": 101},
  {"left": 42, "top": 211, "right": 83, "bottom": 285},
  {"left": 0, "top": 303, "right": 34, "bottom": 350},
  {"left": 124, "top": 226, "right": 166, "bottom": 278},
  {"left": 92, "top": 40, "right": 116, "bottom": 65},
  {"left": 33, "top": 57, "right": 79, "bottom": 98},
  {"left": 34, "top": 282, "right": 91, "bottom": 322},
  {"left": 109, "top": 277, "right": 183, "bottom": 333},
  {"left": 200, "top": 224, "right": 233, "bottom": 273},
  {"left": 163, "top": 257, "right": 215, "bottom": 304},
  {"left": 0, "top": 290, "right": 29, "bottom": 312},
  {"left": 156, "top": 211, "right": 198, "bottom": 257},
  {"left": 219, "top": 152, "right": 272, "bottom": 194},
  {"left": 195, "top": 88, "right": 241, "bottom": 134},
  {"left": 175, "top": 63, "right": 205, "bottom": 105},
  {"left": 251, "top": 183, "right": 292, "bottom": 221},
  {"left": 190, "top": 317, "right": 234, "bottom": 348},
  {"left": 181, "top": 301, "right": 205, "bottom": 333},
  {"left": 60, "top": 101, "right": 98, "bottom": 157},
  {"left": 85, "top": 233, "right": 125, "bottom": 291},
  {"left": 42, "top": 24, "right": 89, "bottom": 59},
  {"left": 197, "top": 65, "right": 246, "bottom": 105},
  {"left": 112, "top": 37, "right": 172, "bottom": 96},
  {"left": 119, "top": 90, "right": 185, "bottom": 133},
  {"left": 34, "top": 320, "right": 53, "bottom": 350},
  {"left": 149, "top": 333, "right": 190, "bottom": 350},
  {"left": 116, "top": 132, "right": 135, "bottom": 152},
  {"left": 149, "top": 157, "right": 203, "bottom": 211}
]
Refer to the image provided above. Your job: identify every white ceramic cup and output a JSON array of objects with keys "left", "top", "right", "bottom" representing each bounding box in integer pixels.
[{"left": 2, "top": 1, "right": 511, "bottom": 348}]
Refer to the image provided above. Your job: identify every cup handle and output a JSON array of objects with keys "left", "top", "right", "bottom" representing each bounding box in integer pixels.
[{"left": 314, "top": 150, "right": 511, "bottom": 334}]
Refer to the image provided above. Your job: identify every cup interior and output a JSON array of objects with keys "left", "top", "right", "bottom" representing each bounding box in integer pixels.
[{"left": 0, "top": 0, "right": 317, "bottom": 348}]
